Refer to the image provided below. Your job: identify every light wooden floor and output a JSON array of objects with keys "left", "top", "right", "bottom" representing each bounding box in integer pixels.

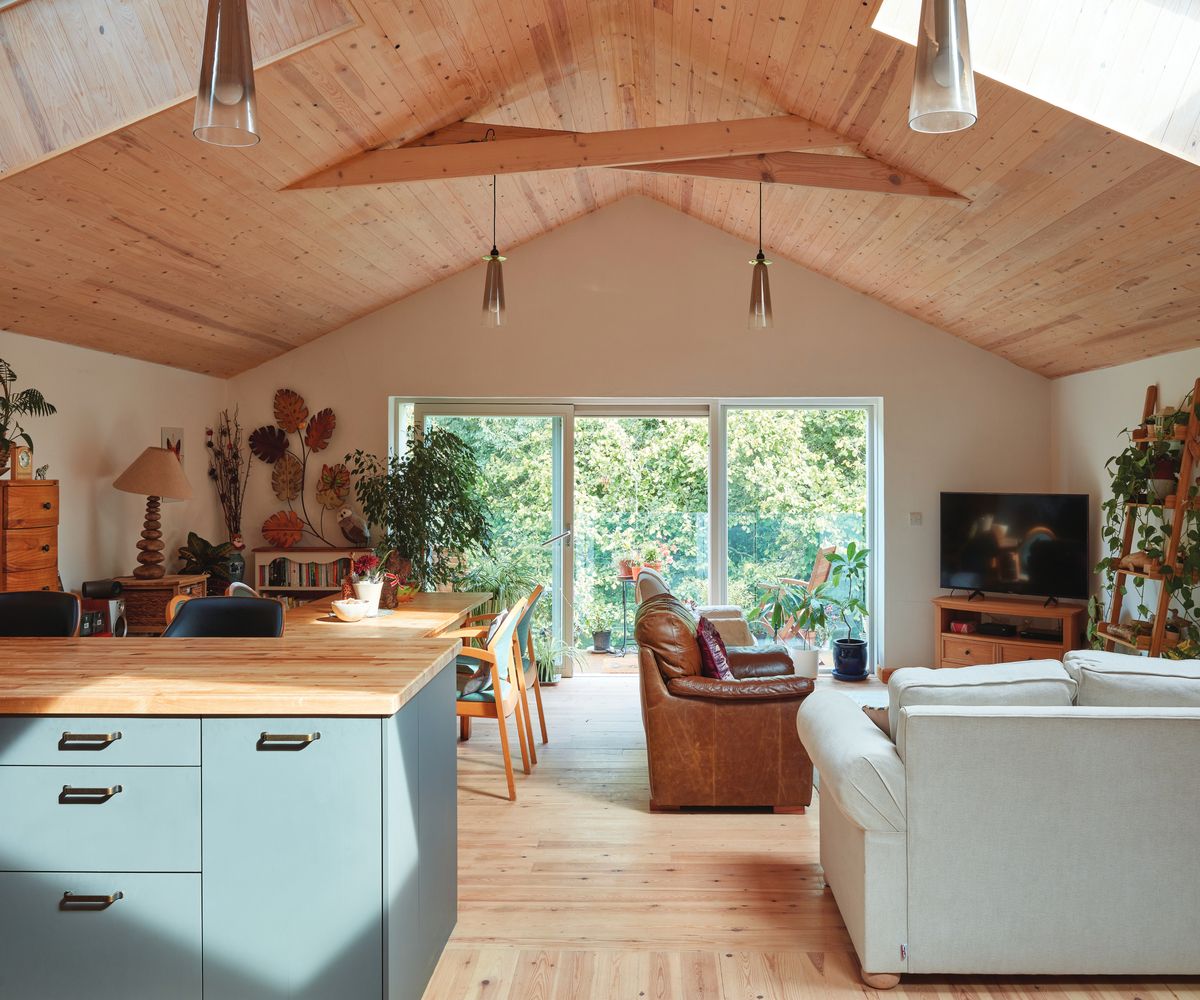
[{"left": 427, "top": 675, "right": 1190, "bottom": 999}]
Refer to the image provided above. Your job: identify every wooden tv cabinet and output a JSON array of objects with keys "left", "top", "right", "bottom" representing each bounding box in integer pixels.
[{"left": 932, "top": 594, "right": 1087, "bottom": 668}]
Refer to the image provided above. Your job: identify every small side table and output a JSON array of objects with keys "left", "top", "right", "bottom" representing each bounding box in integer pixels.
[{"left": 114, "top": 573, "right": 208, "bottom": 636}]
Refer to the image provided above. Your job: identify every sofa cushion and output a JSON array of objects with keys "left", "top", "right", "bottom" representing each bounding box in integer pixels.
[
  {"left": 696, "top": 616, "right": 734, "bottom": 680},
  {"left": 708, "top": 615, "right": 755, "bottom": 647},
  {"left": 1063, "top": 649, "right": 1200, "bottom": 706},
  {"left": 633, "top": 594, "right": 701, "bottom": 678},
  {"left": 796, "top": 689, "right": 906, "bottom": 832},
  {"left": 888, "top": 660, "right": 1075, "bottom": 760}
]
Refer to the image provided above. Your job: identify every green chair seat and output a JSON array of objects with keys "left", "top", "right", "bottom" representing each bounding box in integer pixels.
[{"left": 455, "top": 670, "right": 512, "bottom": 703}]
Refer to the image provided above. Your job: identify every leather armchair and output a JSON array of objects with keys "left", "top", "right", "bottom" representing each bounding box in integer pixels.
[{"left": 634, "top": 596, "right": 814, "bottom": 810}]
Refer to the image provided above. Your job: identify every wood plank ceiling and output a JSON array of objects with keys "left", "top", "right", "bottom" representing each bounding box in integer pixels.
[{"left": 1, "top": 0, "right": 1198, "bottom": 379}]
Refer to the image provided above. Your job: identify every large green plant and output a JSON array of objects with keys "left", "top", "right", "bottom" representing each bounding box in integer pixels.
[
  {"left": 346, "top": 427, "right": 491, "bottom": 592},
  {"left": 177, "top": 532, "right": 234, "bottom": 595},
  {"left": 456, "top": 554, "right": 538, "bottom": 616},
  {"left": 0, "top": 358, "right": 56, "bottom": 459},
  {"left": 826, "top": 541, "right": 870, "bottom": 640}
]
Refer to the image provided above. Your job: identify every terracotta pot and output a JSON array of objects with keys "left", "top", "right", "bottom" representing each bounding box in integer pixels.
[{"left": 617, "top": 558, "right": 638, "bottom": 579}]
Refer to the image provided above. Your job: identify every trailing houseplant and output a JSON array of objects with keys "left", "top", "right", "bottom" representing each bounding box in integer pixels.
[
  {"left": 1095, "top": 395, "right": 1200, "bottom": 650},
  {"left": 825, "top": 541, "right": 870, "bottom": 681},
  {"left": 346, "top": 427, "right": 492, "bottom": 592},
  {"left": 0, "top": 359, "right": 56, "bottom": 477}
]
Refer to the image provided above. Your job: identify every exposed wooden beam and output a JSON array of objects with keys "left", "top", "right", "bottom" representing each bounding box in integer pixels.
[
  {"left": 620, "top": 152, "right": 967, "bottom": 201},
  {"left": 287, "top": 116, "right": 851, "bottom": 189}
]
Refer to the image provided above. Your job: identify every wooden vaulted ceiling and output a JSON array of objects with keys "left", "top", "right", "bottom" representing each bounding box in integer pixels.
[{"left": 2, "top": 0, "right": 1199, "bottom": 379}]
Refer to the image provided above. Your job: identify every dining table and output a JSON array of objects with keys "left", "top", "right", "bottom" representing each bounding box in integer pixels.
[{"left": 282, "top": 590, "right": 493, "bottom": 639}]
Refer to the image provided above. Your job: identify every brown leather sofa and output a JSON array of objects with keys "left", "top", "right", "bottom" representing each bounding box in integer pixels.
[{"left": 634, "top": 595, "right": 815, "bottom": 810}]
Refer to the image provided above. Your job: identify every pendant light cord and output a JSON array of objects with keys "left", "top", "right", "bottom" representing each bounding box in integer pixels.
[
  {"left": 485, "top": 127, "right": 499, "bottom": 257},
  {"left": 758, "top": 182, "right": 763, "bottom": 256}
]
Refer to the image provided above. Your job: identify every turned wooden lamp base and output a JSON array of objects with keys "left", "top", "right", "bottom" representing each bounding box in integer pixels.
[{"left": 132, "top": 495, "right": 166, "bottom": 580}]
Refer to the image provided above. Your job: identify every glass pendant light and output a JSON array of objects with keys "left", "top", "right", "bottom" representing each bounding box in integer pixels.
[
  {"left": 909, "top": 0, "right": 976, "bottom": 134},
  {"left": 194, "top": 0, "right": 260, "bottom": 147},
  {"left": 748, "top": 183, "right": 772, "bottom": 330},
  {"left": 482, "top": 169, "right": 506, "bottom": 327}
]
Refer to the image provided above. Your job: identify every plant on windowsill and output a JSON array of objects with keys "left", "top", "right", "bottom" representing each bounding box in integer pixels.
[
  {"left": 826, "top": 541, "right": 870, "bottom": 681},
  {"left": 346, "top": 426, "right": 492, "bottom": 593},
  {"left": 751, "top": 579, "right": 830, "bottom": 679}
]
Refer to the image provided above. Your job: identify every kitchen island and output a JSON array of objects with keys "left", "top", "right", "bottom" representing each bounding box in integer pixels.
[{"left": 0, "top": 635, "right": 461, "bottom": 1000}]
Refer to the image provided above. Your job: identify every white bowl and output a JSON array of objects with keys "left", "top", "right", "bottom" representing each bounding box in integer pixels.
[{"left": 331, "top": 599, "right": 371, "bottom": 623}]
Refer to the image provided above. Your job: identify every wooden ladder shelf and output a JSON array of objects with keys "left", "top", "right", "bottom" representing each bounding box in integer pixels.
[{"left": 1100, "top": 379, "right": 1200, "bottom": 656}]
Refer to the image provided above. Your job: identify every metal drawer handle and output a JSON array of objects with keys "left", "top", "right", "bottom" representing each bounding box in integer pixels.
[
  {"left": 60, "top": 891, "right": 123, "bottom": 911},
  {"left": 59, "top": 731, "right": 122, "bottom": 751},
  {"left": 59, "top": 784, "right": 123, "bottom": 804},
  {"left": 257, "top": 731, "right": 321, "bottom": 751}
]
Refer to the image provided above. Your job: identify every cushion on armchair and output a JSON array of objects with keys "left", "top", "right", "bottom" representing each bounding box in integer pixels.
[
  {"left": 668, "top": 674, "right": 813, "bottom": 700},
  {"left": 888, "top": 660, "right": 1075, "bottom": 760},
  {"left": 633, "top": 595, "right": 701, "bottom": 678},
  {"left": 696, "top": 616, "right": 735, "bottom": 680},
  {"left": 726, "top": 643, "right": 793, "bottom": 678}
]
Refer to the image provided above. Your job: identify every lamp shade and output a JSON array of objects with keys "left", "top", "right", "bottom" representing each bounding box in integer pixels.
[
  {"left": 909, "top": 0, "right": 977, "bottom": 134},
  {"left": 748, "top": 252, "right": 773, "bottom": 329},
  {"left": 114, "top": 447, "right": 193, "bottom": 500},
  {"left": 481, "top": 251, "right": 506, "bottom": 327},
  {"left": 193, "top": 0, "right": 259, "bottom": 147}
]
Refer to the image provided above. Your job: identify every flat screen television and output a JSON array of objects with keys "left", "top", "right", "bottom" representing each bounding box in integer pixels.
[{"left": 940, "top": 492, "right": 1090, "bottom": 600}]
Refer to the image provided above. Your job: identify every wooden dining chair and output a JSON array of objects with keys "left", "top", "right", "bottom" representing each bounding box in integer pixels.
[
  {"left": 451, "top": 585, "right": 547, "bottom": 763},
  {"left": 451, "top": 596, "right": 531, "bottom": 801}
]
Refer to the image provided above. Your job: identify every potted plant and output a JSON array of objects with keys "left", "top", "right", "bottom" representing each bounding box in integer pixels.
[
  {"left": 1150, "top": 451, "right": 1179, "bottom": 501},
  {"left": 349, "top": 546, "right": 398, "bottom": 616},
  {"left": 0, "top": 358, "right": 56, "bottom": 477},
  {"left": 346, "top": 427, "right": 492, "bottom": 593},
  {"left": 580, "top": 608, "right": 611, "bottom": 653},
  {"left": 616, "top": 553, "right": 639, "bottom": 579},
  {"left": 177, "top": 532, "right": 235, "bottom": 596},
  {"left": 456, "top": 554, "right": 539, "bottom": 616},
  {"left": 826, "top": 541, "right": 870, "bottom": 681},
  {"left": 752, "top": 579, "right": 829, "bottom": 679},
  {"left": 532, "top": 626, "right": 586, "bottom": 685}
]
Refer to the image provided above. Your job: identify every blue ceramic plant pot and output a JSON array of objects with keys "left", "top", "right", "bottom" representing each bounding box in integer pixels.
[{"left": 832, "top": 638, "right": 869, "bottom": 681}]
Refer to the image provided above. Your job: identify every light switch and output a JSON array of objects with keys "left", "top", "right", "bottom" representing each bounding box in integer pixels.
[{"left": 909, "top": 511, "right": 923, "bottom": 526}]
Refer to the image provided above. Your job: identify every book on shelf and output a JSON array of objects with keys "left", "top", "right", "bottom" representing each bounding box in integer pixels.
[{"left": 258, "top": 556, "right": 352, "bottom": 591}]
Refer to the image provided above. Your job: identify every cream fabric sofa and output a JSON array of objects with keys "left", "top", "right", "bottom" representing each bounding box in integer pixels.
[{"left": 796, "top": 655, "right": 1200, "bottom": 987}]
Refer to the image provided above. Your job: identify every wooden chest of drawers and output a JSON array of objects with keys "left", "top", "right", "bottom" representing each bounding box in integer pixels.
[{"left": 0, "top": 480, "right": 59, "bottom": 592}]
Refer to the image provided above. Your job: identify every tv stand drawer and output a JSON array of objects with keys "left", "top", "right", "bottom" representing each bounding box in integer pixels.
[{"left": 940, "top": 636, "right": 998, "bottom": 665}]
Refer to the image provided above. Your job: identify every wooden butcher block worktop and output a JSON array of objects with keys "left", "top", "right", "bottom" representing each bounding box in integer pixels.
[{"left": 0, "top": 636, "right": 460, "bottom": 716}]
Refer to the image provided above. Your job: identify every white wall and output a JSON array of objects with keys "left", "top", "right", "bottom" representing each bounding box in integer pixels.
[
  {"left": 0, "top": 329, "right": 228, "bottom": 589},
  {"left": 230, "top": 196, "right": 1053, "bottom": 666},
  {"left": 1051, "top": 344, "right": 1200, "bottom": 585}
]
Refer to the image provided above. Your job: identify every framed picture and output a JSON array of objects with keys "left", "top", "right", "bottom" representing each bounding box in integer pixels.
[{"left": 161, "top": 427, "right": 184, "bottom": 463}]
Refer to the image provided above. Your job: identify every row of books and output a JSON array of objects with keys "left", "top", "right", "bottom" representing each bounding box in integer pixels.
[{"left": 258, "top": 557, "right": 352, "bottom": 590}]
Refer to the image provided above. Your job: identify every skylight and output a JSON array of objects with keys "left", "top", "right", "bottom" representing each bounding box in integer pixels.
[{"left": 874, "top": 0, "right": 1200, "bottom": 166}]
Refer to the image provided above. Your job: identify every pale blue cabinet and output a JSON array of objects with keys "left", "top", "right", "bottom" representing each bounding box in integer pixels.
[
  {"left": 201, "top": 717, "right": 384, "bottom": 1000},
  {"left": 0, "top": 662, "right": 458, "bottom": 1000}
]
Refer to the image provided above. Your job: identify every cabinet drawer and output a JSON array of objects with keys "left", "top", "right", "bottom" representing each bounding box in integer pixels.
[
  {"left": 0, "top": 766, "right": 200, "bottom": 872},
  {"left": 1000, "top": 642, "right": 1061, "bottom": 662},
  {"left": 0, "top": 871, "right": 201, "bottom": 1000},
  {"left": 3, "top": 484, "right": 58, "bottom": 529},
  {"left": 940, "top": 636, "right": 998, "bottom": 665},
  {"left": 2, "top": 525, "right": 57, "bottom": 570},
  {"left": 0, "top": 717, "right": 199, "bottom": 766},
  {"left": 1, "top": 567, "right": 58, "bottom": 591}
]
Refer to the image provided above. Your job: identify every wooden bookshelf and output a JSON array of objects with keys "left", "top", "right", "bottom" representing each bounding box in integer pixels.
[{"left": 252, "top": 546, "right": 369, "bottom": 597}]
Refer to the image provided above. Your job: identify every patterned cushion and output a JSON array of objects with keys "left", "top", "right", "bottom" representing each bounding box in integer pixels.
[
  {"left": 696, "top": 616, "right": 734, "bottom": 680},
  {"left": 456, "top": 670, "right": 512, "bottom": 703}
]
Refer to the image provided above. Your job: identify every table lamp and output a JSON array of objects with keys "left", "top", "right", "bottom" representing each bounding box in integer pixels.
[{"left": 113, "top": 446, "right": 193, "bottom": 579}]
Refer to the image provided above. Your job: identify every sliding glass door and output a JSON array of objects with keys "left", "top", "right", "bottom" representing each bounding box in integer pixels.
[{"left": 400, "top": 398, "right": 879, "bottom": 670}]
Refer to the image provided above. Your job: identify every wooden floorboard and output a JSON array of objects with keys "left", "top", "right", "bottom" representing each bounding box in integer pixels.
[{"left": 428, "top": 674, "right": 1194, "bottom": 999}]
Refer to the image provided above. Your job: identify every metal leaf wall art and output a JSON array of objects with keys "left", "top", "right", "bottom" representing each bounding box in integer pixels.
[{"left": 250, "top": 388, "right": 349, "bottom": 547}]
